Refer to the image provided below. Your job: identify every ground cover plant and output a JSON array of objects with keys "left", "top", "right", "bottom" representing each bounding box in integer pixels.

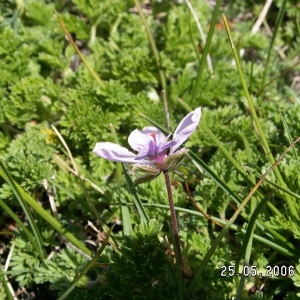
[{"left": 0, "top": 0, "right": 300, "bottom": 299}]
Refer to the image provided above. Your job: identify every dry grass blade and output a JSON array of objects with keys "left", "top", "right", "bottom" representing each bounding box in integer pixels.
[
  {"left": 251, "top": 0, "right": 273, "bottom": 34},
  {"left": 52, "top": 125, "right": 78, "bottom": 175},
  {"left": 55, "top": 11, "right": 105, "bottom": 87},
  {"left": 184, "top": 182, "right": 223, "bottom": 227},
  {"left": 52, "top": 126, "right": 105, "bottom": 195},
  {"left": 185, "top": 0, "right": 213, "bottom": 73}
]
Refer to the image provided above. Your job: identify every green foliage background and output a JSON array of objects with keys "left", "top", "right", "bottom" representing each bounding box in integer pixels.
[{"left": 0, "top": 0, "right": 299, "bottom": 299}]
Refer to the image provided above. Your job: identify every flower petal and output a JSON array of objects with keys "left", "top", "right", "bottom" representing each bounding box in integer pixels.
[
  {"left": 128, "top": 128, "right": 154, "bottom": 152},
  {"left": 128, "top": 127, "right": 167, "bottom": 152},
  {"left": 170, "top": 107, "right": 201, "bottom": 153},
  {"left": 93, "top": 142, "right": 143, "bottom": 163},
  {"left": 135, "top": 139, "right": 157, "bottom": 159}
]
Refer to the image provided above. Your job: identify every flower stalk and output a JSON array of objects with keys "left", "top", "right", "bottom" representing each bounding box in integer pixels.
[{"left": 163, "top": 169, "right": 183, "bottom": 270}]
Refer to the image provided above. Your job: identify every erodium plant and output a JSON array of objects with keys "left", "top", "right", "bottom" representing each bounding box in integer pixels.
[{"left": 93, "top": 108, "right": 201, "bottom": 275}]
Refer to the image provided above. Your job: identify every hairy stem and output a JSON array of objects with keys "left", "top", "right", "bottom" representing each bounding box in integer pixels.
[{"left": 163, "top": 170, "right": 183, "bottom": 280}]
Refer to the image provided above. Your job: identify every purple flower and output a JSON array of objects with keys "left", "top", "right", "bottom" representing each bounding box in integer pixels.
[{"left": 93, "top": 108, "right": 201, "bottom": 173}]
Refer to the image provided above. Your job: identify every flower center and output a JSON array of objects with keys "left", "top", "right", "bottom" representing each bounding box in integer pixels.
[{"left": 148, "top": 131, "right": 167, "bottom": 165}]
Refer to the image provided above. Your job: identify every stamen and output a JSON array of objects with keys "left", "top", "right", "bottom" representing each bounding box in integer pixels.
[{"left": 150, "top": 131, "right": 157, "bottom": 143}]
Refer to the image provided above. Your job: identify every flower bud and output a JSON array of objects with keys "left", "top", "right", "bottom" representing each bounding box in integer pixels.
[
  {"left": 163, "top": 148, "right": 188, "bottom": 170},
  {"left": 134, "top": 173, "right": 160, "bottom": 185}
]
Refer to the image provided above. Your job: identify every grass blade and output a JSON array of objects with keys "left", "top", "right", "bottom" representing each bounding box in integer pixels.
[
  {"left": 0, "top": 198, "right": 42, "bottom": 257},
  {"left": 133, "top": 0, "right": 169, "bottom": 129},
  {"left": 111, "top": 202, "right": 297, "bottom": 257},
  {"left": 191, "top": 0, "right": 222, "bottom": 100},
  {"left": 187, "top": 135, "right": 300, "bottom": 294},
  {"left": 0, "top": 160, "right": 92, "bottom": 257},
  {"left": 58, "top": 226, "right": 113, "bottom": 300},
  {"left": 261, "top": 0, "right": 287, "bottom": 89},
  {"left": 222, "top": 13, "right": 298, "bottom": 221},
  {"left": 0, "top": 160, "right": 45, "bottom": 260}
]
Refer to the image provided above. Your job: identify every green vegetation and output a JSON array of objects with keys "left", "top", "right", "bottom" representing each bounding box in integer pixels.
[{"left": 0, "top": 0, "right": 299, "bottom": 299}]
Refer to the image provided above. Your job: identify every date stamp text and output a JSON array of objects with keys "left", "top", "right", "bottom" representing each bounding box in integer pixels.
[{"left": 220, "top": 265, "right": 295, "bottom": 277}]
